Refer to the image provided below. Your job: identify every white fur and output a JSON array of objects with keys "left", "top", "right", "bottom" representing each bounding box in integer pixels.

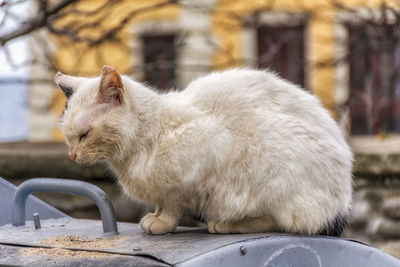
[{"left": 59, "top": 68, "right": 353, "bottom": 235}]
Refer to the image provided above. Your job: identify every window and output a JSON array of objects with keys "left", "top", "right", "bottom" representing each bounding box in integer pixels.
[
  {"left": 257, "top": 24, "right": 306, "bottom": 87},
  {"left": 142, "top": 34, "right": 176, "bottom": 91},
  {"left": 348, "top": 24, "right": 400, "bottom": 135},
  {"left": 0, "top": 81, "right": 28, "bottom": 141}
]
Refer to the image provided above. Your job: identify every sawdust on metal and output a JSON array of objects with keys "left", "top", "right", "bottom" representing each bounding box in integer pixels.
[
  {"left": 19, "top": 246, "right": 117, "bottom": 259},
  {"left": 40, "top": 235, "right": 127, "bottom": 250}
]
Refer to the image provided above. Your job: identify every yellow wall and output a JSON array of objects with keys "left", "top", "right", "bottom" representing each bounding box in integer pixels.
[{"left": 51, "top": 0, "right": 392, "bottom": 140}]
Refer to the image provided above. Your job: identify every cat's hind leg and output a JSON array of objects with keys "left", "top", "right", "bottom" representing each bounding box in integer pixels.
[
  {"left": 208, "top": 215, "right": 277, "bottom": 234},
  {"left": 140, "top": 206, "right": 182, "bottom": 235}
]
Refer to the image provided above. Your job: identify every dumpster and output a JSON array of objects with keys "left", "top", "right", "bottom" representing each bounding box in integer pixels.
[{"left": 0, "top": 177, "right": 399, "bottom": 267}]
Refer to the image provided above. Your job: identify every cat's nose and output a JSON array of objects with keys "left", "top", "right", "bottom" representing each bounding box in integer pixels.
[{"left": 68, "top": 152, "right": 76, "bottom": 160}]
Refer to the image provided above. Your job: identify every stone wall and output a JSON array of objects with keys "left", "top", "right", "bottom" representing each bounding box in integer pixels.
[
  {"left": 344, "top": 176, "right": 400, "bottom": 259},
  {"left": 343, "top": 137, "right": 400, "bottom": 259}
]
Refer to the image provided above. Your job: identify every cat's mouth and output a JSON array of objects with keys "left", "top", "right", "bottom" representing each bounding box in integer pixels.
[
  {"left": 76, "top": 159, "right": 97, "bottom": 166},
  {"left": 75, "top": 155, "right": 98, "bottom": 166},
  {"left": 76, "top": 160, "right": 93, "bottom": 166}
]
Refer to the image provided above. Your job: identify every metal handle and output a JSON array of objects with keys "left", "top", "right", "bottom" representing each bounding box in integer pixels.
[{"left": 12, "top": 178, "right": 118, "bottom": 234}]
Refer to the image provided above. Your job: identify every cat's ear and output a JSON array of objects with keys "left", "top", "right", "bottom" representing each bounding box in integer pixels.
[
  {"left": 55, "top": 72, "right": 83, "bottom": 98},
  {"left": 98, "top": 65, "right": 124, "bottom": 105}
]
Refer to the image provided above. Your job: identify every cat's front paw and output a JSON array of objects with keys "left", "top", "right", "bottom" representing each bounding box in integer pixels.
[
  {"left": 140, "top": 213, "right": 157, "bottom": 232},
  {"left": 208, "top": 221, "right": 233, "bottom": 234},
  {"left": 140, "top": 213, "right": 176, "bottom": 235}
]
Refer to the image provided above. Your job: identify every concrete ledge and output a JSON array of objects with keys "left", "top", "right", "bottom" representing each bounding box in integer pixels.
[
  {"left": 354, "top": 154, "right": 400, "bottom": 175},
  {"left": 2, "top": 138, "right": 400, "bottom": 179},
  {"left": 0, "top": 142, "right": 111, "bottom": 180},
  {"left": 351, "top": 136, "right": 400, "bottom": 176}
]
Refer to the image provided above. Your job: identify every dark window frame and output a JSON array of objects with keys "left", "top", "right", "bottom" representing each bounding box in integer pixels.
[
  {"left": 347, "top": 23, "right": 400, "bottom": 135},
  {"left": 256, "top": 22, "right": 307, "bottom": 88},
  {"left": 142, "top": 34, "right": 177, "bottom": 91}
]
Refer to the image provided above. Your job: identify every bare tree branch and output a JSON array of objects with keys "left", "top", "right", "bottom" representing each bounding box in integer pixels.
[
  {"left": 0, "top": 0, "right": 78, "bottom": 45},
  {"left": 47, "top": 0, "right": 178, "bottom": 46}
]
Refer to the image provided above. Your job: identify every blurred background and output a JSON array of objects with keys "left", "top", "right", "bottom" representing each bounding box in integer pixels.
[{"left": 1, "top": 0, "right": 400, "bottom": 258}]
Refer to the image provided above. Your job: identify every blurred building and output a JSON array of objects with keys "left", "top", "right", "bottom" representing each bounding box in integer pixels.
[
  {"left": 15, "top": 0, "right": 398, "bottom": 141},
  {"left": 0, "top": 0, "right": 400, "bottom": 258}
]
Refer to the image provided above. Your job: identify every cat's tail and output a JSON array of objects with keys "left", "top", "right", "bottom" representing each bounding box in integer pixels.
[{"left": 317, "top": 211, "right": 349, "bottom": 237}]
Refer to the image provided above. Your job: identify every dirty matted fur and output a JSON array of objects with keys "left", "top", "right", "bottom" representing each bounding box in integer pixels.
[{"left": 55, "top": 66, "right": 352, "bottom": 236}]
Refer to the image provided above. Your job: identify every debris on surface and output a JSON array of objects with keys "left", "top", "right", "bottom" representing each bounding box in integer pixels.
[
  {"left": 19, "top": 247, "right": 116, "bottom": 259},
  {"left": 39, "top": 235, "right": 126, "bottom": 250}
]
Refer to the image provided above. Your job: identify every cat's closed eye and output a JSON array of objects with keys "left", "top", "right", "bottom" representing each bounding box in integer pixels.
[{"left": 79, "top": 129, "right": 90, "bottom": 142}]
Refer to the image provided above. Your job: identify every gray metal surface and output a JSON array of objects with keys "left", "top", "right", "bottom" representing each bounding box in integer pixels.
[
  {"left": 1, "top": 177, "right": 399, "bottom": 266},
  {"left": 12, "top": 178, "right": 118, "bottom": 234},
  {"left": 0, "top": 244, "right": 170, "bottom": 267},
  {"left": 178, "top": 236, "right": 400, "bottom": 267},
  {"left": 1, "top": 218, "right": 399, "bottom": 266},
  {"left": 0, "top": 218, "right": 269, "bottom": 264},
  {"left": 0, "top": 177, "right": 66, "bottom": 226}
]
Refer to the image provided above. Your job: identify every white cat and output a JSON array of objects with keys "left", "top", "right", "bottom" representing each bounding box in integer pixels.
[{"left": 55, "top": 66, "right": 352, "bottom": 236}]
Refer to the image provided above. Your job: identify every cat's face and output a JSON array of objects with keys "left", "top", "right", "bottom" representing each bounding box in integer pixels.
[{"left": 55, "top": 66, "right": 126, "bottom": 165}]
